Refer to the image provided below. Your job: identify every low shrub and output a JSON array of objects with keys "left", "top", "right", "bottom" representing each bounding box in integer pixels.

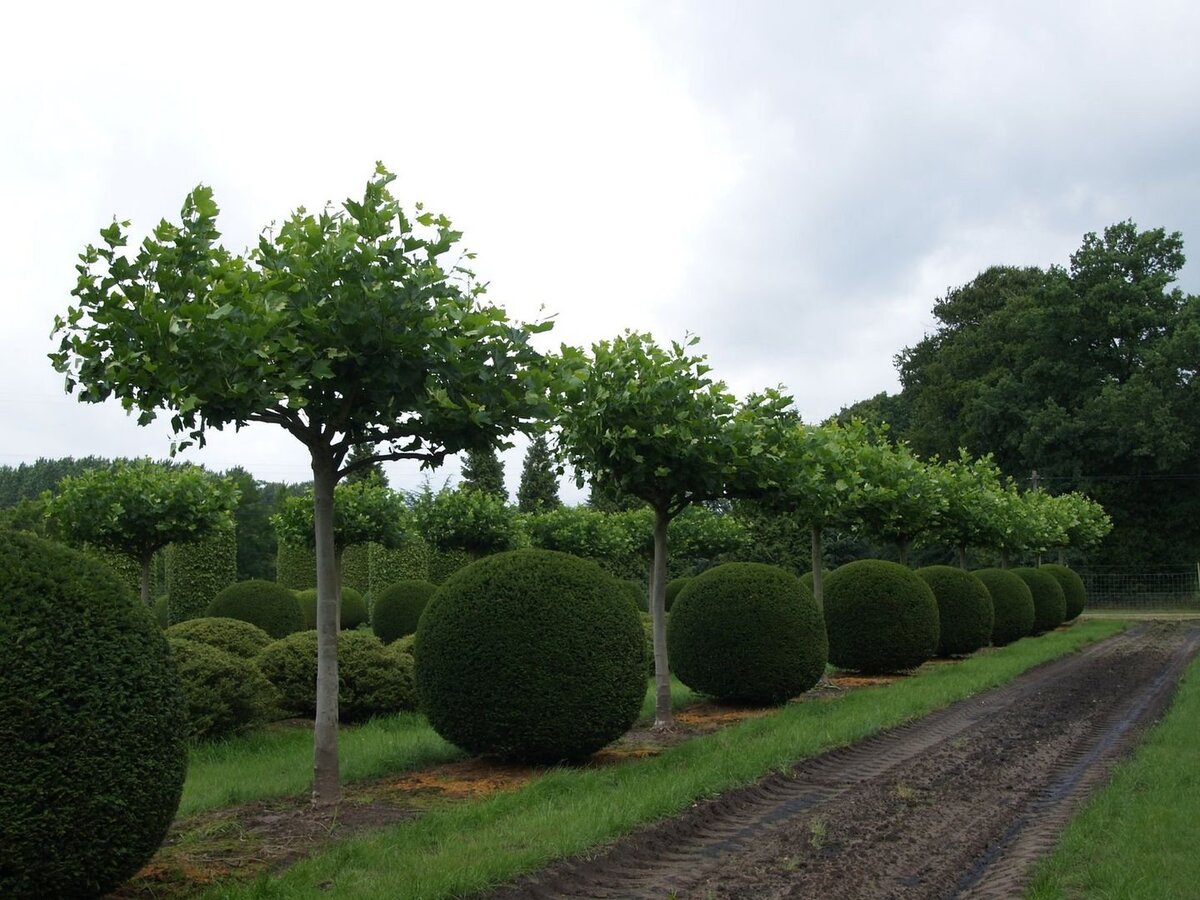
[
  {"left": 1012, "top": 567, "right": 1067, "bottom": 634},
  {"left": 1040, "top": 564, "right": 1087, "bottom": 621},
  {"left": 372, "top": 580, "right": 438, "bottom": 644},
  {"left": 154, "top": 594, "right": 170, "bottom": 627},
  {"left": 974, "top": 568, "right": 1036, "bottom": 646},
  {"left": 664, "top": 576, "right": 692, "bottom": 612},
  {"left": 415, "top": 549, "right": 646, "bottom": 762},
  {"left": 256, "top": 630, "right": 417, "bottom": 721},
  {"left": 0, "top": 530, "right": 187, "bottom": 899},
  {"left": 165, "top": 617, "right": 274, "bottom": 659},
  {"left": 668, "top": 563, "right": 827, "bottom": 704},
  {"left": 207, "top": 579, "right": 303, "bottom": 638},
  {"left": 824, "top": 559, "right": 939, "bottom": 674},
  {"left": 915, "top": 565, "right": 994, "bottom": 657},
  {"left": 167, "top": 637, "right": 278, "bottom": 741}
]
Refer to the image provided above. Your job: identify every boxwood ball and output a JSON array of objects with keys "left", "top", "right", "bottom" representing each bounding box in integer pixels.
[
  {"left": 915, "top": 565, "right": 994, "bottom": 657},
  {"left": 973, "top": 568, "right": 1036, "bottom": 646},
  {"left": 1011, "top": 567, "right": 1067, "bottom": 634},
  {"left": 1039, "top": 564, "right": 1086, "bottom": 621}
]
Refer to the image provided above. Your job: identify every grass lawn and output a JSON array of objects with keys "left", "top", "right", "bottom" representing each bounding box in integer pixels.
[
  {"left": 192, "top": 620, "right": 1124, "bottom": 899},
  {"left": 1026, "top": 645, "right": 1200, "bottom": 899}
]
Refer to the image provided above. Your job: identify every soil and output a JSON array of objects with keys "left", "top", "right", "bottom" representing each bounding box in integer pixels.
[{"left": 481, "top": 623, "right": 1200, "bottom": 899}]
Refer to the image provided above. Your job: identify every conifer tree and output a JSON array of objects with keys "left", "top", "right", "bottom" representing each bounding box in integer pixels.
[
  {"left": 461, "top": 448, "right": 506, "bottom": 500},
  {"left": 517, "top": 435, "right": 562, "bottom": 512}
]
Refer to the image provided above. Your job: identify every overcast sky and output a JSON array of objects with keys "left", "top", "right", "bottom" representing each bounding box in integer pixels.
[{"left": 3, "top": 1, "right": 1198, "bottom": 503}]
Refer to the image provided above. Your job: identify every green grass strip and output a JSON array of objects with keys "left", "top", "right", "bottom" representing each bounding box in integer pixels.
[
  {"left": 202, "top": 620, "right": 1124, "bottom": 899},
  {"left": 1026, "top": 646, "right": 1200, "bottom": 899}
]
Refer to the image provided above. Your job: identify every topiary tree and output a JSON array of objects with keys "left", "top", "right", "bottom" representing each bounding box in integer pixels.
[
  {"left": 207, "top": 579, "right": 304, "bottom": 638},
  {"left": 517, "top": 434, "right": 562, "bottom": 512},
  {"left": 1011, "top": 566, "right": 1067, "bottom": 634},
  {"left": 930, "top": 450, "right": 1009, "bottom": 569},
  {"left": 854, "top": 440, "right": 949, "bottom": 567},
  {"left": 166, "top": 616, "right": 274, "bottom": 658},
  {"left": 914, "top": 565, "right": 994, "bottom": 656},
  {"left": 667, "top": 505, "right": 752, "bottom": 573},
  {"left": 461, "top": 447, "right": 507, "bottom": 501},
  {"left": 1040, "top": 563, "right": 1087, "bottom": 621},
  {"left": 823, "top": 559, "right": 940, "bottom": 674},
  {"left": 0, "top": 530, "right": 187, "bottom": 898},
  {"left": 412, "top": 486, "right": 524, "bottom": 560},
  {"left": 664, "top": 576, "right": 692, "bottom": 611},
  {"left": 974, "top": 568, "right": 1036, "bottom": 646},
  {"left": 46, "top": 458, "right": 239, "bottom": 604},
  {"left": 415, "top": 549, "right": 646, "bottom": 761},
  {"left": 668, "top": 563, "right": 827, "bottom": 705},
  {"left": 167, "top": 637, "right": 278, "bottom": 742},
  {"left": 523, "top": 504, "right": 637, "bottom": 578},
  {"left": 257, "top": 630, "right": 416, "bottom": 722},
  {"left": 371, "top": 579, "right": 438, "bottom": 644},
  {"left": 164, "top": 523, "right": 238, "bottom": 624},
  {"left": 53, "top": 166, "right": 550, "bottom": 804}
]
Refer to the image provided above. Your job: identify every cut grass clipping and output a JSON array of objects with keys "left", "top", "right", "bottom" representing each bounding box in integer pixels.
[
  {"left": 200, "top": 620, "right": 1123, "bottom": 899},
  {"left": 1026, "top": 642, "right": 1200, "bottom": 899}
]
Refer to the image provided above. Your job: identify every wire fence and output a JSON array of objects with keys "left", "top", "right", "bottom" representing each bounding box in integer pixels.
[{"left": 1080, "top": 569, "right": 1200, "bottom": 610}]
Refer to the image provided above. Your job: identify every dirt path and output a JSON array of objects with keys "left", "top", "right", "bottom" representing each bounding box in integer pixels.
[{"left": 484, "top": 623, "right": 1200, "bottom": 900}]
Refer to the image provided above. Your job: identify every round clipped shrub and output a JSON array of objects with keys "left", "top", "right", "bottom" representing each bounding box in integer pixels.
[
  {"left": 154, "top": 593, "right": 171, "bottom": 627},
  {"left": 615, "top": 577, "right": 648, "bottom": 612},
  {"left": 664, "top": 576, "right": 692, "bottom": 611},
  {"left": 639, "top": 611, "right": 655, "bottom": 675},
  {"left": 800, "top": 570, "right": 814, "bottom": 591},
  {"left": 167, "top": 638, "right": 278, "bottom": 741},
  {"left": 974, "top": 568, "right": 1036, "bottom": 646},
  {"left": 0, "top": 530, "right": 187, "bottom": 899},
  {"left": 1040, "top": 564, "right": 1086, "bottom": 621},
  {"left": 915, "top": 565, "right": 995, "bottom": 657},
  {"left": 207, "top": 579, "right": 303, "bottom": 638},
  {"left": 256, "top": 629, "right": 417, "bottom": 721},
  {"left": 668, "top": 563, "right": 827, "bottom": 704},
  {"left": 1011, "top": 567, "right": 1067, "bottom": 634},
  {"left": 295, "top": 588, "right": 318, "bottom": 627},
  {"left": 824, "top": 559, "right": 940, "bottom": 674},
  {"left": 341, "top": 586, "right": 369, "bottom": 629},
  {"left": 372, "top": 579, "right": 438, "bottom": 644},
  {"left": 166, "top": 616, "right": 274, "bottom": 659},
  {"left": 415, "top": 549, "right": 646, "bottom": 762}
]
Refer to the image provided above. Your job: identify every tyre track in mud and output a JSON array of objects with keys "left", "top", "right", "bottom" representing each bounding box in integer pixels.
[{"left": 482, "top": 623, "right": 1200, "bottom": 900}]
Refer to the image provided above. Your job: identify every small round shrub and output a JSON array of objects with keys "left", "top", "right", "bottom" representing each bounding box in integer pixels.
[
  {"left": 800, "top": 571, "right": 814, "bottom": 591},
  {"left": 824, "top": 559, "right": 939, "bottom": 674},
  {"left": 371, "top": 579, "right": 438, "bottom": 644},
  {"left": 341, "top": 586, "right": 369, "bottom": 629},
  {"left": 415, "top": 549, "right": 646, "bottom": 762},
  {"left": 1012, "top": 567, "right": 1067, "bottom": 634},
  {"left": 256, "top": 630, "right": 417, "bottom": 721},
  {"left": 974, "top": 568, "right": 1036, "bottom": 646},
  {"left": 167, "top": 638, "right": 278, "bottom": 741},
  {"left": 664, "top": 576, "right": 692, "bottom": 611},
  {"left": 615, "top": 577, "right": 648, "bottom": 612},
  {"left": 166, "top": 616, "right": 274, "bottom": 659},
  {"left": 0, "top": 530, "right": 187, "bottom": 899},
  {"left": 154, "top": 593, "right": 170, "bottom": 627},
  {"left": 296, "top": 588, "right": 318, "bottom": 627},
  {"left": 207, "top": 579, "right": 303, "bottom": 638},
  {"left": 915, "top": 565, "right": 995, "bottom": 657},
  {"left": 639, "top": 611, "right": 655, "bottom": 676},
  {"left": 1040, "top": 564, "right": 1086, "bottom": 621},
  {"left": 668, "top": 563, "right": 827, "bottom": 704}
]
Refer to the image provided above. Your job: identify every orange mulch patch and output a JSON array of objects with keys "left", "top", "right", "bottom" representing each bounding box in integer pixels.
[
  {"left": 830, "top": 673, "right": 905, "bottom": 688},
  {"left": 376, "top": 756, "right": 537, "bottom": 800},
  {"left": 676, "top": 702, "right": 775, "bottom": 728}
]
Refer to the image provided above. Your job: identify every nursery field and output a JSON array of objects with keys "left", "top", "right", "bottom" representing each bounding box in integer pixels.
[{"left": 104, "top": 618, "right": 1200, "bottom": 900}]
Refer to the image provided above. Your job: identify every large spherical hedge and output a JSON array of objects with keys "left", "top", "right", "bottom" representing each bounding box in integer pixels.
[
  {"left": 207, "top": 579, "right": 303, "bottom": 638},
  {"left": 668, "top": 563, "right": 827, "bottom": 704},
  {"left": 0, "top": 530, "right": 188, "bottom": 899},
  {"left": 1040, "top": 564, "right": 1086, "bottom": 621},
  {"left": 256, "top": 629, "right": 416, "bottom": 721},
  {"left": 371, "top": 579, "right": 438, "bottom": 644},
  {"left": 616, "top": 577, "right": 648, "bottom": 612},
  {"left": 664, "top": 576, "right": 692, "bottom": 611},
  {"left": 915, "top": 565, "right": 995, "bottom": 657},
  {"left": 166, "top": 616, "right": 274, "bottom": 659},
  {"left": 167, "top": 637, "right": 278, "bottom": 741},
  {"left": 974, "top": 568, "right": 1036, "bottom": 646},
  {"left": 415, "top": 549, "right": 646, "bottom": 762},
  {"left": 1012, "top": 567, "right": 1067, "bottom": 634},
  {"left": 824, "top": 559, "right": 940, "bottom": 674}
]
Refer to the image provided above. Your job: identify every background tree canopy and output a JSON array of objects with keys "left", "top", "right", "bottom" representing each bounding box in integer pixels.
[{"left": 838, "top": 221, "right": 1200, "bottom": 568}]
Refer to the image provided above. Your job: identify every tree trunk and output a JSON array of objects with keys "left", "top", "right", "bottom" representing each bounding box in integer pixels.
[
  {"left": 139, "top": 550, "right": 153, "bottom": 606},
  {"left": 897, "top": 536, "right": 911, "bottom": 567},
  {"left": 957, "top": 544, "right": 968, "bottom": 570},
  {"left": 810, "top": 525, "right": 824, "bottom": 611},
  {"left": 650, "top": 506, "right": 673, "bottom": 730},
  {"left": 311, "top": 453, "right": 341, "bottom": 807}
]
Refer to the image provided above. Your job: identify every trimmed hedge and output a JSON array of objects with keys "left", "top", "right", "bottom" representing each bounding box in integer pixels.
[
  {"left": 415, "top": 549, "right": 646, "bottom": 762},
  {"left": 167, "top": 637, "right": 278, "bottom": 742},
  {"left": 429, "top": 546, "right": 475, "bottom": 584},
  {"left": 664, "top": 576, "right": 692, "bottom": 612},
  {"left": 340, "top": 543, "right": 371, "bottom": 595},
  {"left": 166, "top": 525, "right": 238, "bottom": 624},
  {"left": 368, "top": 538, "right": 431, "bottom": 592},
  {"left": 0, "top": 530, "right": 187, "bottom": 899},
  {"left": 824, "top": 559, "right": 940, "bottom": 674},
  {"left": 1012, "top": 567, "right": 1067, "bottom": 634},
  {"left": 668, "top": 563, "right": 827, "bottom": 704},
  {"left": 974, "top": 568, "right": 1036, "bottom": 646},
  {"left": 372, "top": 580, "right": 439, "bottom": 644},
  {"left": 1040, "top": 563, "right": 1087, "bottom": 621},
  {"left": 275, "top": 540, "right": 317, "bottom": 591},
  {"left": 915, "top": 565, "right": 995, "bottom": 657},
  {"left": 165, "top": 617, "right": 274, "bottom": 659},
  {"left": 256, "top": 630, "right": 416, "bottom": 722},
  {"left": 85, "top": 544, "right": 142, "bottom": 599},
  {"left": 207, "top": 579, "right": 303, "bottom": 639}
]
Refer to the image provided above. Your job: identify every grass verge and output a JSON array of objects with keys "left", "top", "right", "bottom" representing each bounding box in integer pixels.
[
  {"left": 1026, "top": 646, "right": 1200, "bottom": 899},
  {"left": 201, "top": 620, "right": 1124, "bottom": 899}
]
